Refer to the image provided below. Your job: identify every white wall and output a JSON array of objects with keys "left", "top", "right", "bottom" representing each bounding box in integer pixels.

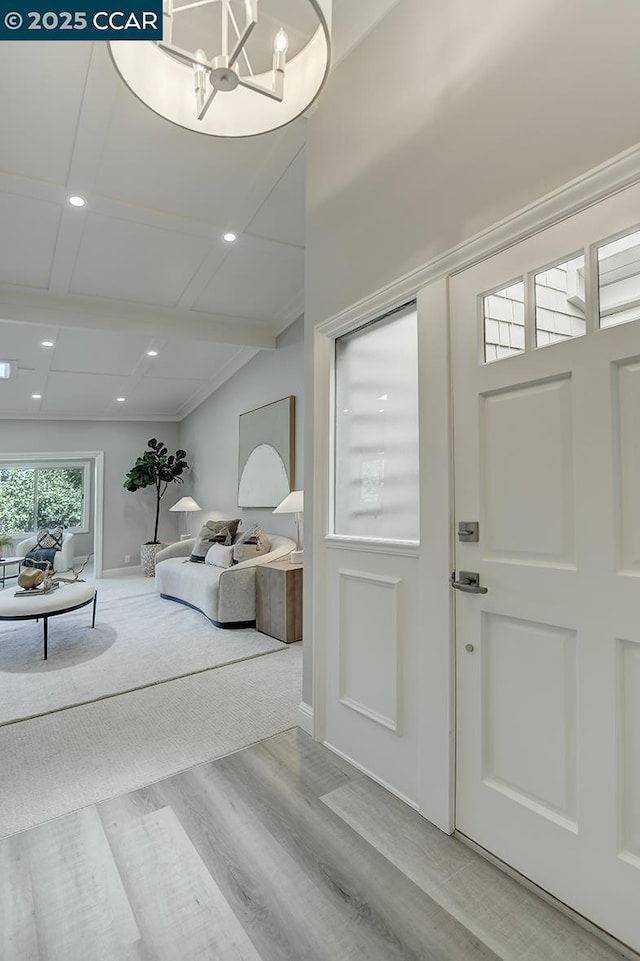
[
  {"left": 303, "top": 0, "right": 640, "bottom": 721},
  {"left": 0, "top": 420, "right": 181, "bottom": 571},
  {"left": 179, "top": 317, "right": 304, "bottom": 542},
  {"left": 306, "top": 0, "right": 640, "bottom": 326}
]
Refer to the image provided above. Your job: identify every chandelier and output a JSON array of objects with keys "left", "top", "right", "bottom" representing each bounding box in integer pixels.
[{"left": 109, "top": 0, "right": 331, "bottom": 137}]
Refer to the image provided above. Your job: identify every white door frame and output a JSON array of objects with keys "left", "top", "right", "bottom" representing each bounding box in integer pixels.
[{"left": 308, "top": 140, "right": 640, "bottom": 833}]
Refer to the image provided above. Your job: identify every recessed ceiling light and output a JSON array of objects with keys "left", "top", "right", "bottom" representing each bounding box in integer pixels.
[
  {"left": 32, "top": 393, "right": 42, "bottom": 399},
  {"left": 378, "top": 393, "right": 388, "bottom": 401},
  {"left": 223, "top": 231, "right": 237, "bottom": 243},
  {"left": 116, "top": 397, "right": 126, "bottom": 402},
  {"left": 68, "top": 195, "right": 86, "bottom": 208},
  {"left": 41, "top": 340, "right": 54, "bottom": 348},
  {"left": 146, "top": 350, "right": 158, "bottom": 357}
]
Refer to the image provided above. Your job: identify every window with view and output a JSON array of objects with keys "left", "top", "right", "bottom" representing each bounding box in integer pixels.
[{"left": 0, "top": 463, "right": 89, "bottom": 538}]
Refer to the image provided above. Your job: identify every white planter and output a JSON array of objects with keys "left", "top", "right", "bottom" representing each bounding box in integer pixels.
[{"left": 140, "top": 542, "right": 166, "bottom": 577}]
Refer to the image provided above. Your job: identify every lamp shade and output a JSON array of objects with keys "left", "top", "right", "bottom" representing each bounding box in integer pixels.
[
  {"left": 109, "top": 0, "right": 331, "bottom": 138},
  {"left": 273, "top": 490, "right": 303, "bottom": 514},
  {"left": 169, "top": 496, "right": 202, "bottom": 512}
]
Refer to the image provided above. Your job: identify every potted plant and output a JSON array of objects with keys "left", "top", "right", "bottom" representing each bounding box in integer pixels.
[
  {"left": 0, "top": 532, "right": 13, "bottom": 560},
  {"left": 124, "top": 438, "right": 190, "bottom": 576}
]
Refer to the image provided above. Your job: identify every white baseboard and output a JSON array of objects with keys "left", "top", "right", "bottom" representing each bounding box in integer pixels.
[
  {"left": 322, "top": 739, "right": 420, "bottom": 811},
  {"left": 102, "top": 565, "right": 143, "bottom": 577},
  {"left": 297, "top": 701, "right": 314, "bottom": 736}
]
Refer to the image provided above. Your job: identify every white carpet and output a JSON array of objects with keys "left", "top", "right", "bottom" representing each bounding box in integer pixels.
[
  {"left": 0, "top": 571, "right": 286, "bottom": 725},
  {"left": 0, "top": 643, "right": 302, "bottom": 838}
]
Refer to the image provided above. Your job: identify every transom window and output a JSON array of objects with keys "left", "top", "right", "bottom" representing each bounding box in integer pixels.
[
  {"left": 535, "top": 254, "right": 585, "bottom": 346},
  {"left": 481, "top": 226, "right": 640, "bottom": 363},
  {"left": 597, "top": 229, "right": 640, "bottom": 329},
  {"left": 483, "top": 281, "right": 525, "bottom": 362},
  {"left": 0, "top": 462, "right": 90, "bottom": 538}
]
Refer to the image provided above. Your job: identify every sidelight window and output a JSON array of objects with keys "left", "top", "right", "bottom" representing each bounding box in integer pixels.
[{"left": 333, "top": 303, "right": 419, "bottom": 542}]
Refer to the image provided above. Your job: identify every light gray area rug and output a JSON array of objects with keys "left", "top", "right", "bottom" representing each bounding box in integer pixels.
[
  {"left": 0, "top": 643, "right": 302, "bottom": 838},
  {"left": 0, "top": 572, "right": 286, "bottom": 725}
]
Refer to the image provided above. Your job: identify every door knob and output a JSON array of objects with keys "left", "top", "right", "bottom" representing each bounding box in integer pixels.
[{"left": 450, "top": 571, "right": 488, "bottom": 594}]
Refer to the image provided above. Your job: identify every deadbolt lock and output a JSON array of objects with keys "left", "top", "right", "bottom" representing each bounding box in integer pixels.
[{"left": 458, "top": 521, "right": 479, "bottom": 542}]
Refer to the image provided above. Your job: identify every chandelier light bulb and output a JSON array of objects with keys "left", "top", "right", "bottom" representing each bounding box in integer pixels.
[{"left": 274, "top": 28, "right": 289, "bottom": 54}]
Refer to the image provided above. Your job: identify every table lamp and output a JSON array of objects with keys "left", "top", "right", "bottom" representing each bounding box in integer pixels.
[
  {"left": 273, "top": 490, "right": 303, "bottom": 564},
  {"left": 169, "top": 496, "right": 202, "bottom": 539}
]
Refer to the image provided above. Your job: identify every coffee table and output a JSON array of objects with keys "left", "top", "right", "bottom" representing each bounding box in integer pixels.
[
  {"left": 0, "top": 581, "right": 97, "bottom": 660},
  {"left": 0, "top": 556, "right": 21, "bottom": 588}
]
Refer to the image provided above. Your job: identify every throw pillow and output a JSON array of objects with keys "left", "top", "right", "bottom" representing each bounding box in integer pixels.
[
  {"left": 232, "top": 525, "right": 271, "bottom": 564},
  {"left": 35, "top": 526, "right": 64, "bottom": 550},
  {"left": 190, "top": 519, "right": 241, "bottom": 563},
  {"left": 205, "top": 543, "right": 234, "bottom": 569}
]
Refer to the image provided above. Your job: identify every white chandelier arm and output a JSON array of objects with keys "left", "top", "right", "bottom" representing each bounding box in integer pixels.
[
  {"left": 237, "top": 73, "right": 283, "bottom": 102},
  {"left": 172, "top": 0, "right": 219, "bottom": 13},
  {"left": 226, "top": 0, "right": 255, "bottom": 76},
  {"left": 197, "top": 84, "right": 218, "bottom": 119},
  {"left": 157, "top": 39, "right": 209, "bottom": 69},
  {"left": 228, "top": 19, "right": 256, "bottom": 70}
]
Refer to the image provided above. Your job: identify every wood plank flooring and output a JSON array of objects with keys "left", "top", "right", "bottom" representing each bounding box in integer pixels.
[{"left": 0, "top": 729, "right": 632, "bottom": 961}]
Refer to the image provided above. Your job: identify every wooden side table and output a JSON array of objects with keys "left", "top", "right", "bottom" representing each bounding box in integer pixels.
[{"left": 256, "top": 560, "right": 303, "bottom": 643}]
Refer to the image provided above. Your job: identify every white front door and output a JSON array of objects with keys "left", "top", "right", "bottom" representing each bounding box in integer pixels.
[{"left": 452, "top": 184, "right": 640, "bottom": 952}]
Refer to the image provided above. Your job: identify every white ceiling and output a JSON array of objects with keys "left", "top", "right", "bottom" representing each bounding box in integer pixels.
[{"left": 0, "top": 0, "right": 400, "bottom": 421}]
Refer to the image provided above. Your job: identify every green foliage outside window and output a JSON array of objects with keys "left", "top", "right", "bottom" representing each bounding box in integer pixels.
[{"left": 0, "top": 466, "right": 85, "bottom": 536}]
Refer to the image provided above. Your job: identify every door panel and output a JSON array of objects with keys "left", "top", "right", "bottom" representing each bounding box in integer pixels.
[
  {"left": 318, "top": 283, "right": 455, "bottom": 832},
  {"left": 481, "top": 612, "right": 577, "bottom": 829},
  {"left": 453, "top": 184, "right": 640, "bottom": 952},
  {"left": 481, "top": 377, "right": 574, "bottom": 564}
]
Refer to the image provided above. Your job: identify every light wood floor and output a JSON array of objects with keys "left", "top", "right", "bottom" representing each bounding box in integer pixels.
[{"left": 0, "top": 729, "right": 632, "bottom": 961}]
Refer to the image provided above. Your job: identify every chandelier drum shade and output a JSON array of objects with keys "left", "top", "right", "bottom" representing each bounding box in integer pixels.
[{"left": 109, "top": 0, "right": 331, "bottom": 137}]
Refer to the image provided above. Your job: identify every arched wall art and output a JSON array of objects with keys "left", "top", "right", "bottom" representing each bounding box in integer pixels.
[{"left": 238, "top": 396, "right": 295, "bottom": 507}]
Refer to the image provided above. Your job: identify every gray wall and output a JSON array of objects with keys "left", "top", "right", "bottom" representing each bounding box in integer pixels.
[
  {"left": 179, "top": 317, "right": 304, "bottom": 543},
  {"left": 0, "top": 420, "right": 181, "bottom": 571}
]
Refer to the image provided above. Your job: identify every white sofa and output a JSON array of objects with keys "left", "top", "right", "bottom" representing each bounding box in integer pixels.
[
  {"left": 155, "top": 533, "right": 295, "bottom": 628},
  {"left": 15, "top": 531, "right": 75, "bottom": 572}
]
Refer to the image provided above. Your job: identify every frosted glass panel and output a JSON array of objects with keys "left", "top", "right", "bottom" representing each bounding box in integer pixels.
[{"left": 334, "top": 304, "right": 419, "bottom": 540}]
